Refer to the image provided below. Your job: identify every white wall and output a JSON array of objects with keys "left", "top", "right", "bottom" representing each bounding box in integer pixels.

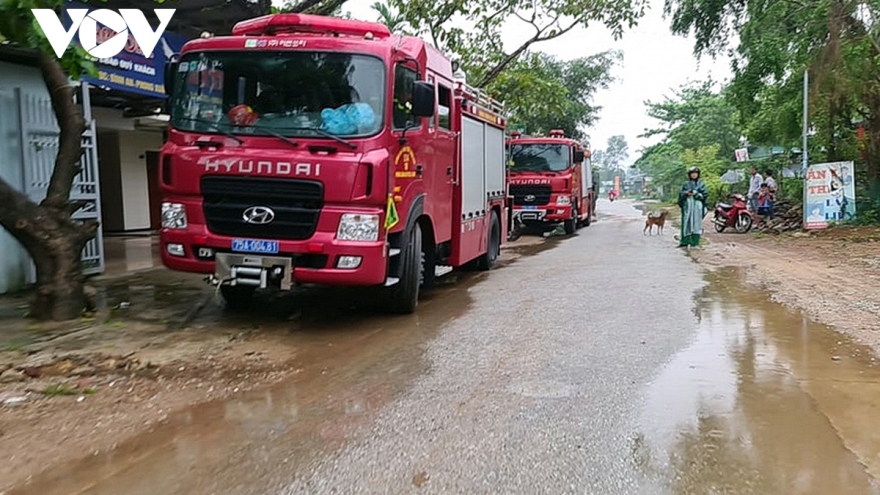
[
  {"left": 93, "top": 107, "right": 136, "bottom": 131},
  {"left": 118, "top": 130, "right": 164, "bottom": 230},
  {"left": 0, "top": 61, "right": 47, "bottom": 293}
]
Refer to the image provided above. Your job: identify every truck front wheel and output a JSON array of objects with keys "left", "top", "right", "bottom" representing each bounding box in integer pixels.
[
  {"left": 564, "top": 207, "right": 578, "bottom": 235},
  {"left": 581, "top": 203, "right": 592, "bottom": 227},
  {"left": 385, "top": 224, "right": 422, "bottom": 314}
]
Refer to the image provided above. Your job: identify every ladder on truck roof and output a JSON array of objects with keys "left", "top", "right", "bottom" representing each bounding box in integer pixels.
[{"left": 455, "top": 81, "right": 506, "bottom": 120}]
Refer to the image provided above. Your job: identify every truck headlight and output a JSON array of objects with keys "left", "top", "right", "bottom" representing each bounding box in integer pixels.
[
  {"left": 162, "top": 202, "right": 187, "bottom": 229},
  {"left": 556, "top": 196, "right": 571, "bottom": 205},
  {"left": 337, "top": 214, "right": 379, "bottom": 242}
]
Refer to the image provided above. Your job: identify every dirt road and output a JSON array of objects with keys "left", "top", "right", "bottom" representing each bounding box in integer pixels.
[{"left": 1, "top": 200, "right": 880, "bottom": 494}]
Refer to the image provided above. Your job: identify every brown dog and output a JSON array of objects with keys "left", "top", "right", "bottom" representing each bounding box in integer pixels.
[{"left": 644, "top": 210, "right": 668, "bottom": 235}]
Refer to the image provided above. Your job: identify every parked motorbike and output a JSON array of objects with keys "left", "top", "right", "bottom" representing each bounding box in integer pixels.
[{"left": 713, "top": 193, "right": 753, "bottom": 233}]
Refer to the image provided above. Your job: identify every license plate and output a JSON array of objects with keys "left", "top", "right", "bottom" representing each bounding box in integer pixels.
[
  {"left": 520, "top": 206, "right": 538, "bottom": 210},
  {"left": 232, "top": 239, "right": 279, "bottom": 254}
]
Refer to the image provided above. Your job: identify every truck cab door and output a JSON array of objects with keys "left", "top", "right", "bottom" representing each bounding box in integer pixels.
[{"left": 429, "top": 82, "right": 455, "bottom": 244}]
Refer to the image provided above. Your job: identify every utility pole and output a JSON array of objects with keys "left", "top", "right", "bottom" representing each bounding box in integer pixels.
[
  {"left": 802, "top": 69, "right": 809, "bottom": 172},
  {"left": 802, "top": 68, "right": 809, "bottom": 217}
]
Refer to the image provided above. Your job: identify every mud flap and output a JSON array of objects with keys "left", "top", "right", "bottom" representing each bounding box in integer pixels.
[{"left": 386, "top": 195, "right": 425, "bottom": 283}]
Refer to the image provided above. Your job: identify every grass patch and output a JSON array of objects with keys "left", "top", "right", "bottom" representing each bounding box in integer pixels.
[
  {"left": 42, "top": 383, "right": 98, "bottom": 397},
  {"left": 43, "top": 383, "right": 79, "bottom": 396},
  {"left": 2, "top": 341, "right": 26, "bottom": 352}
]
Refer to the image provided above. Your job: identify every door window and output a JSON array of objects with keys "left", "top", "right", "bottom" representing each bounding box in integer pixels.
[
  {"left": 438, "top": 85, "right": 451, "bottom": 130},
  {"left": 393, "top": 64, "right": 418, "bottom": 129}
]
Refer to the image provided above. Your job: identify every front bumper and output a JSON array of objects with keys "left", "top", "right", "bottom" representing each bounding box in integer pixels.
[
  {"left": 513, "top": 205, "right": 572, "bottom": 223},
  {"left": 160, "top": 203, "right": 388, "bottom": 287}
]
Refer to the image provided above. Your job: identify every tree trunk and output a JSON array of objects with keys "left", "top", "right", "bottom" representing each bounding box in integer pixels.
[
  {"left": 0, "top": 52, "right": 97, "bottom": 321},
  {"left": 866, "top": 120, "right": 880, "bottom": 204}
]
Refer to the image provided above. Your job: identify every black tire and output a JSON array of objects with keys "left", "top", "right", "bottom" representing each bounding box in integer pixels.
[
  {"left": 735, "top": 212, "right": 753, "bottom": 233},
  {"left": 564, "top": 207, "right": 577, "bottom": 235},
  {"left": 478, "top": 212, "right": 501, "bottom": 271},
  {"left": 714, "top": 216, "right": 726, "bottom": 233},
  {"left": 385, "top": 224, "right": 422, "bottom": 314},
  {"left": 582, "top": 204, "right": 592, "bottom": 227},
  {"left": 219, "top": 285, "right": 256, "bottom": 311}
]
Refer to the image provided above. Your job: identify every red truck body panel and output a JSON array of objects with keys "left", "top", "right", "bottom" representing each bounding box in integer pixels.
[
  {"left": 157, "top": 14, "right": 507, "bottom": 294},
  {"left": 506, "top": 131, "right": 594, "bottom": 228}
]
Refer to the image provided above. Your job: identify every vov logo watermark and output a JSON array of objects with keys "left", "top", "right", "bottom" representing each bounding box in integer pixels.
[{"left": 31, "top": 8, "right": 176, "bottom": 59}]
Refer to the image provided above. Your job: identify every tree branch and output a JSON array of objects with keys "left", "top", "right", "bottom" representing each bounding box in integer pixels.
[
  {"left": 0, "top": 176, "right": 43, "bottom": 252},
  {"left": 283, "top": 0, "right": 326, "bottom": 13},
  {"left": 476, "top": 16, "right": 580, "bottom": 88},
  {"left": 39, "top": 51, "right": 86, "bottom": 213}
]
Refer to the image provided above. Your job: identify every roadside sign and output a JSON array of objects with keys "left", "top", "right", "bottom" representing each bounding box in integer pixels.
[{"left": 804, "top": 161, "right": 856, "bottom": 229}]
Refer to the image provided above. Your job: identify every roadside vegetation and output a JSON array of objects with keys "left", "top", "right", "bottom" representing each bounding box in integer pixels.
[{"left": 633, "top": 0, "right": 880, "bottom": 224}]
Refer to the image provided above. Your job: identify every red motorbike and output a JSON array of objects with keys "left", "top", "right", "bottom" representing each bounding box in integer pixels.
[{"left": 713, "top": 193, "right": 753, "bottom": 233}]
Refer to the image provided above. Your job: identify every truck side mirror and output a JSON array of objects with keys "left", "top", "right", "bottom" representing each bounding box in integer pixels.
[
  {"left": 411, "top": 81, "right": 435, "bottom": 118},
  {"left": 574, "top": 150, "right": 585, "bottom": 163},
  {"left": 164, "top": 57, "right": 179, "bottom": 97}
]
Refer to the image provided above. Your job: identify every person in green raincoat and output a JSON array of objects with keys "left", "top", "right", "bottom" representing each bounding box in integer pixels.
[{"left": 677, "top": 166, "right": 708, "bottom": 248}]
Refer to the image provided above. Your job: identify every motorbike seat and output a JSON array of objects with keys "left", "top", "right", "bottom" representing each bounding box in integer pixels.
[{"left": 717, "top": 202, "right": 733, "bottom": 210}]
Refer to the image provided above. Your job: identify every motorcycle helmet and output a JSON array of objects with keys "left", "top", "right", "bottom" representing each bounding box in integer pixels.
[{"left": 688, "top": 166, "right": 700, "bottom": 176}]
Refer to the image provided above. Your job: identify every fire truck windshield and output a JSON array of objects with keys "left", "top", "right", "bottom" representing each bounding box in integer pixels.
[
  {"left": 508, "top": 143, "right": 571, "bottom": 172},
  {"left": 168, "top": 51, "right": 386, "bottom": 138}
]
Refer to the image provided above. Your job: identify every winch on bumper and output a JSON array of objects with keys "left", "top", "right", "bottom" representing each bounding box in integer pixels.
[{"left": 214, "top": 253, "right": 293, "bottom": 290}]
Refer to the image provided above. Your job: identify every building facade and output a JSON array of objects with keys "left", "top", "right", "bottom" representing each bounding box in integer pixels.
[{"left": 1, "top": 1, "right": 272, "bottom": 293}]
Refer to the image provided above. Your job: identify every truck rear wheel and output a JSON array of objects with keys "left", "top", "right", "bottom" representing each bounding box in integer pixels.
[
  {"left": 478, "top": 212, "right": 501, "bottom": 271},
  {"left": 581, "top": 202, "right": 592, "bottom": 227},
  {"left": 385, "top": 224, "right": 422, "bottom": 314},
  {"left": 564, "top": 207, "right": 578, "bottom": 235},
  {"left": 219, "top": 285, "right": 256, "bottom": 311}
]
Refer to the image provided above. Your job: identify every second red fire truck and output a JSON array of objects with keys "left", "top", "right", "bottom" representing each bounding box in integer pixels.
[
  {"left": 158, "top": 13, "right": 508, "bottom": 314},
  {"left": 506, "top": 130, "right": 595, "bottom": 234}
]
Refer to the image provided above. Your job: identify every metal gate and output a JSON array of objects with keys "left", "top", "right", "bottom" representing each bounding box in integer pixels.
[{"left": 17, "top": 81, "right": 104, "bottom": 277}]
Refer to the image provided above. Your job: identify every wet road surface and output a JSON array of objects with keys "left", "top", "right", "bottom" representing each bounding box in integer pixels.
[{"left": 10, "top": 200, "right": 880, "bottom": 494}]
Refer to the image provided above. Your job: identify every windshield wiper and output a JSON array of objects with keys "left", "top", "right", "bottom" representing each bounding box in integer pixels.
[
  {"left": 174, "top": 117, "right": 299, "bottom": 149},
  {"left": 236, "top": 123, "right": 299, "bottom": 149},
  {"left": 283, "top": 126, "right": 357, "bottom": 149},
  {"left": 176, "top": 117, "right": 243, "bottom": 144}
]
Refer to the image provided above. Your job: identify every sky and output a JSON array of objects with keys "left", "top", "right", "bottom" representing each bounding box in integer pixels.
[{"left": 272, "top": 0, "right": 733, "bottom": 165}]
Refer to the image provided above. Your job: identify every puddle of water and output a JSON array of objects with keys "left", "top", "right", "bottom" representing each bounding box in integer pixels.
[
  {"left": 6, "top": 278, "right": 477, "bottom": 495},
  {"left": 633, "top": 267, "right": 880, "bottom": 494}
]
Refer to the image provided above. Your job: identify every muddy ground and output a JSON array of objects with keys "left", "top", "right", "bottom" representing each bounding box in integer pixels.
[
  {"left": 634, "top": 200, "right": 880, "bottom": 352},
  {"left": 1, "top": 203, "right": 879, "bottom": 492},
  {"left": 0, "top": 236, "right": 547, "bottom": 491},
  {"left": 692, "top": 222, "right": 880, "bottom": 352}
]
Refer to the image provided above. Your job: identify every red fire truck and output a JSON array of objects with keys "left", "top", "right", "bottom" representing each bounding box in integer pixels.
[
  {"left": 158, "top": 14, "right": 508, "bottom": 313},
  {"left": 506, "top": 130, "right": 594, "bottom": 234}
]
